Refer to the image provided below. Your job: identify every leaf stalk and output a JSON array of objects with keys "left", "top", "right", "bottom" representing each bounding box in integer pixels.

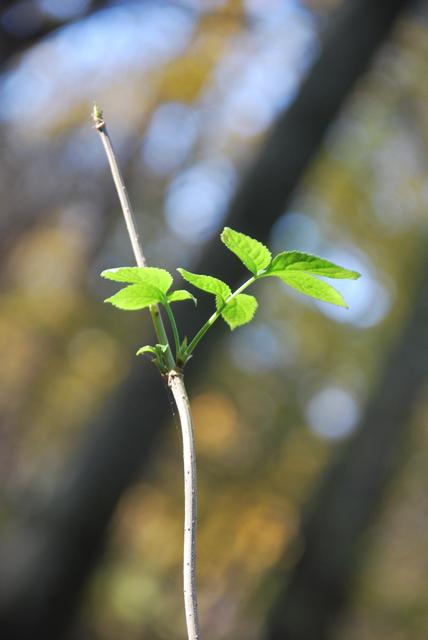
[
  {"left": 185, "top": 275, "right": 256, "bottom": 357},
  {"left": 164, "top": 299, "right": 182, "bottom": 357}
]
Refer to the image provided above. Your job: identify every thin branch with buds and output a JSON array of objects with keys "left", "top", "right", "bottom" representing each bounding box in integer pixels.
[{"left": 93, "top": 104, "right": 201, "bottom": 640}]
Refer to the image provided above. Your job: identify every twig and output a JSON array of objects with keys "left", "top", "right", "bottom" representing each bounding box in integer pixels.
[
  {"left": 93, "top": 104, "right": 201, "bottom": 640},
  {"left": 169, "top": 370, "right": 200, "bottom": 640},
  {"left": 92, "top": 105, "right": 174, "bottom": 370},
  {"left": 93, "top": 111, "right": 146, "bottom": 267}
]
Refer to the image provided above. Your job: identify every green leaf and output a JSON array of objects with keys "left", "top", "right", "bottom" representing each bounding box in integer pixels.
[
  {"left": 221, "top": 227, "right": 271, "bottom": 275},
  {"left": 271, "top": 271, "right": 347, "bottom": 307},
  {"left": 156, "top": 343, "right": 169, "bottom": 353},
  {"left": 220, "top": 293, "right": 258, "bottom": 330},
  {"left": 101, "top": 266, "right": 173, "bottom": 292},
  {"left": 101, "top": 267, "right": 145, "bottom": 283},
  {"left": 177, "top": 268, "right": 231, "bottom": 301},
  {"left": 136, "top": 343, "right": 168, "bottom": 356},
  {"left": 177, "top": 336, "right": 191, "bottom": 365},
  {"left": 136, "top": 343, "right": 169, "bottom": 371},
  {"left": 269, "top": 252, "right": 360, "bottom": 280},
  {"left": 136, "top": 345, "right": 158, "bottom": 356},
  {"left": 167, "top": 290, "right": 197, "bottom": 305},
  {"left": 105, "top": 283, "right": 163, "bottom": 310}
]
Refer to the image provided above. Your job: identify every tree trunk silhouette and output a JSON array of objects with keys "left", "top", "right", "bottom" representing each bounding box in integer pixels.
[{"left": 0, "top": 0, "right": 110, "bottom": 67}]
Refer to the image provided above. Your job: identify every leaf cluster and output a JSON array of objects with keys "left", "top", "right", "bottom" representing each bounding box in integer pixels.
[
  {"left": 101, "top": 227, "right": 360, "bottom": 370},
  {"left": 102, "top": 267, "right": 196, "bottom": 309}
]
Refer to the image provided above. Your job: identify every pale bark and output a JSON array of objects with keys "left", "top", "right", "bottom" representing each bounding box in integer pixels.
[{"left": 168, "top": 371, "right": 201, "bottom": 640}]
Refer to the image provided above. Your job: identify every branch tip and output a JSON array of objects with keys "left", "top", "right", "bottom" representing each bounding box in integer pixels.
[{"left": 92, "top": 102, "right": 104, "bottom": 130}]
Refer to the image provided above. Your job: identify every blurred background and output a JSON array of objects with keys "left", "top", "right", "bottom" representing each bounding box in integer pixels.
[{"left": 0, "top": 0, "right": 428, "bottom": 639}]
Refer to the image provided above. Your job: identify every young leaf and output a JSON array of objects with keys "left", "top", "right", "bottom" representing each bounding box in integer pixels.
[
  {"left": 136, "top": 345, "right": 158, "bottom": 356},
  {"left": 221, "top": 227, "right": 271, "bottom": 275},
  {"left": 101, "top": 266, "right": 173, "bottom": 293},
  {"left": 220, "top": 293, "right": 258, "bottom": 330},
  {"left": 167, "top": 290, "right": 197, "bottom": 305},
  {"left": 136, "top": 343, "right": 168, "bottom": 356},
  {"left": 271, "top": 271, "right": 347, "bottom": 307},
  {"left": 105, "top": 283, "right": 163, "bottom": 310},
  {"left": 102, "top": 267, "right": 148, "bottom": 283},
  {"left": 177, "top": 336, "right": 192, "bottom": 366},
  {"left": 177, "top": 268, "right": 231, "bottom": 301},
  {"left": 179, "top": 336, "right": 187, "bottom": 351},
  {"left": 136, "top": 343, "right": 169, "bottom": 371},
  {"left": 269, "top": 252, "right": 360, "bottom": 280}
]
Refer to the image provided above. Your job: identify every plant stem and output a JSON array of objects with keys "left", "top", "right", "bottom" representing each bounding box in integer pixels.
[
  {"left": 93, "top": 106, "right": 201, "bottom": 640},
  {"left": 186, "top": 275, "right": 256, "bottom": 356},
  {"left": 164, "top": 300, "right": 181, "bottom": 356},
  {"left": 168, "top": 370, "right": 200, "bottom": 640},
  {"left": 93, "top": 108, "right": 175, "bottom": 370}
]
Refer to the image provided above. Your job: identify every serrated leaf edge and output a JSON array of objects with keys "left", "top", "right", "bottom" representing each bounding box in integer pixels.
[
  {"left": 221, "top": 227, "right": 271, "bottom": 275},
  {"left": 268, "top": 251, "right": 361, "bottom": 280},
  {"left": 220, "top": 293, "right": 258, "bottom": 330},
  {"left": 266, "top": 271, "right": 348, "bottom": 308},
  {"left": 177, "top": 268, "right": 231, "bottom": 301}
]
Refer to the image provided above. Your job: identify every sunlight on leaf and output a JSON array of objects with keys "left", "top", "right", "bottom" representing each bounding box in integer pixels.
[
  {"left": 269, "top": 252, "right": 360, "bottom": 280},
  {"left": 269, "top": 271, "right": 348, "bottom": 307},
  {"left": 104, "top": 283, "right": 163, "bottom": 310},
  {"left": 177, "top": 268, "right": 231, "bottom": 301},
  {"left": 219, "top": 293, "right": 258, "bottom": 330},
  {"left": 221, "top": 227, "right": 271, "bottom": 275},
  {"left": 167, "top": 289, "right": 197, "bottom": 305},
  {"left": 101, "top": 266, "right": 173, "bottom": 293}
]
